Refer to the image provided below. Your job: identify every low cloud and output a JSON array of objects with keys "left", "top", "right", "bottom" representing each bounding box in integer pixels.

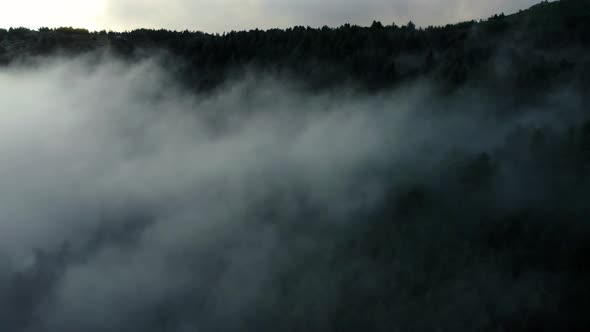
[{"left": 0, "top": 52, "right": 587, "bottom": 331}]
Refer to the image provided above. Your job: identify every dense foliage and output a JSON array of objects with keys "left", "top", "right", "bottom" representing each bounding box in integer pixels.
[
  {"left": 1, "top": 1, "right": 590, "bottom": 331},
  {"left": 1, "top": 0, "right": 589, "bottom": 92}
]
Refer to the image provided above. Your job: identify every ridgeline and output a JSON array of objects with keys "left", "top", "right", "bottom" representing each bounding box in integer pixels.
[{"left": 1, "top": 0, "right": 589, "bottom": 93}]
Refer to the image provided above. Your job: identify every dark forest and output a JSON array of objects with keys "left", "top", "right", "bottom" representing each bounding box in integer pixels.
[{"left": 1, "top": 0, "right": 590, "bottom": 331}]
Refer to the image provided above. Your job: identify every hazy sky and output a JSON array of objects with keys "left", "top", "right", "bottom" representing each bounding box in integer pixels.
[{"left": 1, "top": 0, "right": 541, "bottom": 33}]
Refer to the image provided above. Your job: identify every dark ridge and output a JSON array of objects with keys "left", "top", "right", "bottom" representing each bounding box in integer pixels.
[{"left": 1, "top": 0, "right": 589, "bottom": 93}]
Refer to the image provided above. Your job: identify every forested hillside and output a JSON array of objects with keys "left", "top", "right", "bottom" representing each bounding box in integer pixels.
[
  {"left": 1, "top": 0, "right": 589, "bottom": 92},
  {"left": 1, "top": 1, "right": 590, "bottom": 331}
]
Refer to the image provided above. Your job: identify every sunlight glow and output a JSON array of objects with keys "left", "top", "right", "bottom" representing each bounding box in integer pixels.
[{"left": 0, "top": 0, "right": 107, "bottom": 30}]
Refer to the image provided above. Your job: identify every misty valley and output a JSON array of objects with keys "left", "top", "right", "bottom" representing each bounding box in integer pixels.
[{"left": 1, "top": 0, "right": 590, "bottom": 331}]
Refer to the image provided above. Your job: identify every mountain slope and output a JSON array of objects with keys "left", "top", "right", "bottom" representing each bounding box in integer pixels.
[{"left": 1, "top": 0, "right": 589, "bottom": 93}]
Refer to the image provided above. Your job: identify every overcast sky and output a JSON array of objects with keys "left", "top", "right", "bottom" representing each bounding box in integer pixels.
[{"left": 1, "top": 0, "right": 541, "bottom": 33}]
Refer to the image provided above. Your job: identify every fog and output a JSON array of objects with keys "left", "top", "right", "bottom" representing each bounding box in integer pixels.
[{"left": 0, "top": 54, "right": 588, "bottom": 331}]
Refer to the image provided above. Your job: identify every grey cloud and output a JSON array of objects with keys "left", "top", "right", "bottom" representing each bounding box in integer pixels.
[{"left": 103, "top": 0, "right": 540, "bottom": 32}]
